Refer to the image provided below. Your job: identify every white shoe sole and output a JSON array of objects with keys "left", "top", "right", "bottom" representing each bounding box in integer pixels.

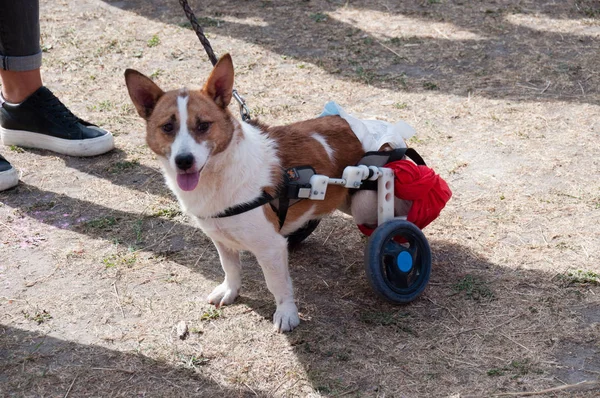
[
  {"left": 1, "top": 127, "right": 114, "bottom": 157},
  {"left": 0, "top": 167, "right": 19, "bottom": 191}
]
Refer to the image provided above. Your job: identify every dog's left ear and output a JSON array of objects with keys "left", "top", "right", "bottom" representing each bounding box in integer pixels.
[{"left": 203, "top": 54, "right": 234, "bottom": 108}]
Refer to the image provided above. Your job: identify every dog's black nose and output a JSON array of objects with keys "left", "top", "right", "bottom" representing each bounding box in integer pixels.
[{"left": 175, "top": 153, "right": 195, "bottom": 171}]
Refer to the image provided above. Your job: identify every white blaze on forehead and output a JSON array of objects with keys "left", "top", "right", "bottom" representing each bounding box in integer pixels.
[
  {"left": 311, "top": 133, "right": 335, "bottom": 161},
  {"left": 171, "top": 94, "right": 191, "bottom": 156},
  {"left": 177, "top": 93, "right": 189, "bottom": 133}
]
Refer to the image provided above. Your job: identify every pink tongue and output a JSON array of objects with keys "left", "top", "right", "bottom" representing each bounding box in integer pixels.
[{"left": 177, "top": 172, "right": 200, "bottom": 191}]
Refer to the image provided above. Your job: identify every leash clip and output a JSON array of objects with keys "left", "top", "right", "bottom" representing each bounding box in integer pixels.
[{"left": 232, "top": 89, "right": 251, "bottom": 122}]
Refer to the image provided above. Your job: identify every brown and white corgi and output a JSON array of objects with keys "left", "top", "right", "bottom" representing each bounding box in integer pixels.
[{"left": 125, "top": 54, "right": 367, "bottom": 332}]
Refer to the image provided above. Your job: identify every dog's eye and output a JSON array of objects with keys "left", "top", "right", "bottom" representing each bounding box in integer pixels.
[
  {"left": 162, "top": 122, "right": 175, "bottom": 134},
  {"left": 196, "top": 121, "right": 211, "bottom": 134}
]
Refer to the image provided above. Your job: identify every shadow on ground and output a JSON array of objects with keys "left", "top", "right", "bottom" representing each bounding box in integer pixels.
[
  {"left": 0, "top": 325, "right": 262, "bottom": 397},
  {"left": 102, "top": 0, "right": 599, "bottom": 105},
  {"left": 1, "top": 168, "right": 599, "bottom": 395},
  {"left": 2, "top": 216, "right": 598, "bottom": 396}
]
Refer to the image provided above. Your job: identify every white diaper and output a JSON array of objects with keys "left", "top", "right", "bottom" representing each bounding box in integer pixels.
[{"left": 320, "top": 101, "right": 415, "bottom": 151}]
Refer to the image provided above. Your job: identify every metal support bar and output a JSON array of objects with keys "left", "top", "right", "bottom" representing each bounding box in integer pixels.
[{"left": 377, "top": 168, "right": 395, "bottom": 225}]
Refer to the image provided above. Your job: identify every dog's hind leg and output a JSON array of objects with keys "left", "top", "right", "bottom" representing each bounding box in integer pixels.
[{"left": 207, "top": 241, "right": 242, "bottom": 307}]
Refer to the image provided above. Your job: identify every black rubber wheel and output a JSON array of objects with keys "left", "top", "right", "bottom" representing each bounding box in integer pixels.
[
  {"left": 364, "top": 219, "right": 432, "bottom": 303},
  {"left": 286, "top": 219, "right": 321, "bottom": 249}
]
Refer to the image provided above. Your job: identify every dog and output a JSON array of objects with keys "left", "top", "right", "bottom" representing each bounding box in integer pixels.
[{"left": 125, "top": 54, "right": 369, "bottom": 332}]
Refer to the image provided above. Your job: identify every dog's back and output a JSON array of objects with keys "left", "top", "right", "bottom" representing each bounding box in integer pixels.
[{"left": 254, "top": 115, "right": 364, "bottom": 234}]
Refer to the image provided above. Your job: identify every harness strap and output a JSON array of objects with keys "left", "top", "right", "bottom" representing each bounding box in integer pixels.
[
  {"left": 405, "top": 148, "right": 426, "bottom": 166},
  {"left": 271, "top": 197, "right": 290, "bottom": 229},
  {"left": 212, "top": 191, "right": 292, "bottom": 230},
  {"left": 212, "top": 192, "right": 275, "bottom": 218},
  {"left": 356, "top": 148, "right": 427, "bottom": 192}
]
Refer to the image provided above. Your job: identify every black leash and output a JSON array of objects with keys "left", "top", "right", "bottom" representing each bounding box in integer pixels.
[{"left": 178, "top": 0, "right": 251, "bottom": 121}]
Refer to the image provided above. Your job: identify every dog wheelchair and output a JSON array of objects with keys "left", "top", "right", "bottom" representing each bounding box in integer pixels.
[{"left": 284, "top": 147, "right": 439, "bottom": 304}]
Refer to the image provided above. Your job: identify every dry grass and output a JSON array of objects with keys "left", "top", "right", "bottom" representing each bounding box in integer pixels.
[{"left": 1, "top": 0, "right": 599, "bottom": 397}]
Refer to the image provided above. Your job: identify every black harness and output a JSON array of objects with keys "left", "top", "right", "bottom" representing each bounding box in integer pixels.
[
  {"left": 211, "top": 148, "right": 426, "bottom": 227},
  {"left": 211, "top": 166, "right": 317, "bottom": 228}
]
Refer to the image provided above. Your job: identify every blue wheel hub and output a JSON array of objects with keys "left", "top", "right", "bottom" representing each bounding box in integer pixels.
[{"left": 396, "top": 251, "right": 413, "bottom": 273}]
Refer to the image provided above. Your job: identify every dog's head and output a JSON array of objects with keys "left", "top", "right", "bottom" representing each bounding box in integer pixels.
[{"left": 124, "top": 54, "right": 236, "bottom": 192}]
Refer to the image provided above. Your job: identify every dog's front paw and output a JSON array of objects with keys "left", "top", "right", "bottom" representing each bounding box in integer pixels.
[
  {"left": 207, "top": 282, "right": 239, "bottom": 307},
  {"left": 273, "top": 302, "right": 300, "bottom": 333}
]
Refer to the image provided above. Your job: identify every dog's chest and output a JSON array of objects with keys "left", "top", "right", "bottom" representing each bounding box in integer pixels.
[{"left": 192, "top": 214, "right": 261, "bottom": 251}]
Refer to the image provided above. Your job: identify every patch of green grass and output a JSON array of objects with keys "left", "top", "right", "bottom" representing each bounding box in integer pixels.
[
  {"left": 133, "top": 219, "right": 143, "bottom": 243},
  {"left": 23, "top": 309, "right": 52, "bottom": 324},
  {"left": 85, "top": 216, "right": 117, "bottom": 230},
  {"left": 423, "top": 81, "right": 439, "bottom": 90},
  {"left": 310, "top": 12, "right": 328, "bottom": 23},
  {"left": 487, "top": 359, "right": 541, "bottom": 378},
  {"left": 26, "top": 201, "right": 56, "bottom": 212},
  {"left": 152, "top": 207, "right": 182, "bottom": 219},
  {"left": 251, "top": 106, "right": 267, "bottom": 116},
  {"left": 359, "top": 310, "right": 415, "bottom": 335},
  {"left": 559, "top": 270, "right": 600, "bottom": 286},
  {"left": 181, "top": 354, "right": 210, "bottom": 369},
  {"left": 394, "top": 102, "right": 409, "bottom": 110},
  {"left": 103, "top": 257, "right": 117, "bottom": 268},
  {"left": 395, "top": 72, "right": 408, "bottom": 88},
  {"left": 509, "top": 359, "right": 542, "bottom": 377},
  {"left": 189, "top": 326, "right": 204, "bottom": 335},
  {"left": 8, "top": 145, "right": 24, "bottom": 153},
  {"left": 147, "top": 34, "right": 160, "bottom": 48},
  {"left": 453, "top": 275, "right": 494, "bottom": 300},
  {"left": 149, "top": 69, "right": 164, "bottom": 79},
  {"left": 200, "top": 308, "right": 222, "bottom": 321},
  {"left": 198, "top": 16, "right": 223, "bottom": 27},
  {"left": 583, "top": 8, "right": 600, "bottom": 17},
  {"left": 576, "top": 1, "right": 600, "bottom": 17},
  {"left": 355, "top": 66, "right": 375, "bottom": 85},
  {"left": 98, "top": 100, "right": 114, "bottom": 112},
  {"left": 408, "top": 136, "right": 425, "bottom": 145},
  {"left": 109, "top": 160, "right": 140, "bottom": 173},
  {"left": 103, "top": 252, "right": 137, "bottom": 269},
  {"left": 487, "top": 368, "right": 504, "bottom": 376}
]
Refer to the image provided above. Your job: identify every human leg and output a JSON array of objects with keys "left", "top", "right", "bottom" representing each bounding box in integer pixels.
[{"left": 0, "top": 0, "right": 114, "bottom": 157}]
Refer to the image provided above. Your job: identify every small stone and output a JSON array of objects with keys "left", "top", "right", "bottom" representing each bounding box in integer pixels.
[{"left": 177, "top": 321, "right": 189, "bottom": 340}]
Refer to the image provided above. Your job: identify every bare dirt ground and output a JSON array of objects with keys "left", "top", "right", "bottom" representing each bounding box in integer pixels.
[{"left": 1, "top": 0, "right": 599, "bottom": 397}]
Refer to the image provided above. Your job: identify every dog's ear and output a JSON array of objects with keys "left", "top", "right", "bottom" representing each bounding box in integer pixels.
[
  {"left": 124, "top": 69, "right": 164, "bottom": 120},
  {"left": 203, "top": 54, "right": 234, "bottom": 108}
]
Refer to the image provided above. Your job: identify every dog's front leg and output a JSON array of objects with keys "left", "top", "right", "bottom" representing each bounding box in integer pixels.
[
  {"left": 254, "top": 235, "right": 300, "bottom": 333},
  {"left": 207, "top": 240, "right": 242, "bottom": 307}
]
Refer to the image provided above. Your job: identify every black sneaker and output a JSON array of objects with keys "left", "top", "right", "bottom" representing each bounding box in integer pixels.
[
  {"left": 0, "top": 153, "right": 18, "bottom": 191},
  {"left": 0, "top": 86, "right": 114, "bottom": 157}
]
